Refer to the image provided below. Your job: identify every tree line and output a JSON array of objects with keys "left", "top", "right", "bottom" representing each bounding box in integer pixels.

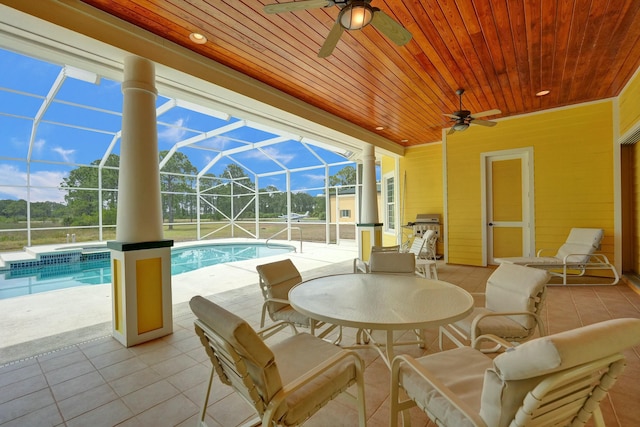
[{"left": 0, "top": 152, "right": 356, "bottom": 227}]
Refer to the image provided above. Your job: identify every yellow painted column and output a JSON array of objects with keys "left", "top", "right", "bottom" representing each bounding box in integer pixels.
[
  {"left": 357, "top": 144, "right": 382, "bottom": 261},
  {"left": 107, "top": 56, "right": 173, "bottom": 347}
]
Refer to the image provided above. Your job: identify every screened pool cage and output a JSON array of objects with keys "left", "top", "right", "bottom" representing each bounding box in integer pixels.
[{"left": 0, "top": 48, "right": 378, "bottom": 251}]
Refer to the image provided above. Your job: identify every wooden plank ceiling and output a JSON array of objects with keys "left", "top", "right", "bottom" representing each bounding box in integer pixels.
[{"left": 80, "top": 0, "right": 640, "bottom": 147}]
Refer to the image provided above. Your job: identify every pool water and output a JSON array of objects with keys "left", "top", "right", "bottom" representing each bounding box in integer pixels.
[{"left": 0, "top": 242, "right": 294, "bottom": 300}]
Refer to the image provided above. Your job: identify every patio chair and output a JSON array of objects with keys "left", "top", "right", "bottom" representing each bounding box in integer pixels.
[
  {"left": 360, "top": 251, "right": 420, "bottom": 346},
  {"left": 353, "top": 244, "right": 400, "bottom": 273},
  {"left": 404, "top": 233, "right": 438, "bottom": 279},
  {"left": 439, "top": 263, "right": 550, "bottom": 352},
  {"left": 190, "top": 296, "right": 366, "bottom": 427},
  {"left": 391, "top": 317, "right": 640, "bottom": 427},
  {"left": 494, "top": 228, "right": 619, "bottom": 285},
  {"left": 256, "top": 258, "right": 340, "bottom": 340},
  {"left": 368, "top": 251, "right": 416, "bottom": 275}
]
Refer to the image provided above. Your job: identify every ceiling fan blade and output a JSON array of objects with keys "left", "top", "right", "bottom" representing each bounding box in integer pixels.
[
  {"left": 318, "top": 22, "right": 344, "bottom": 58},
  {"left": 370, "top": 9, "right": 412, "bottom": 46},
  {"left": 264, "top": 0, "right": 334, "bottom": 14},
  {"left": 471, "top": 119, "right": 497, "bottom": 127},
  {"left": 443, "top": 113, "right": 461, "bottom": 119},
  {"left": 470, "top": 109, "right": 501, "bottom": 119}
]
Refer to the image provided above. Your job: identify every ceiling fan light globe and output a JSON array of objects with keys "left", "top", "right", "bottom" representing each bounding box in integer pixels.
[
  {"left": 339, "top": 2, "right": 374, "bottom": 30},
  {"left": 453, "top": 123, "right": 469, "bottom": 131}
]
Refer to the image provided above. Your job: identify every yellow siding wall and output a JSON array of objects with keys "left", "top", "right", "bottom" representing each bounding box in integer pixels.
[
  {"left": 620, "top": 69, "right": 640, "bottom": 135},
  {"left": 399, "top": 143, "right": 444, "bottom": 252},
  {"left": 445, "top": 101, "right": 615, "bottom": 266}
]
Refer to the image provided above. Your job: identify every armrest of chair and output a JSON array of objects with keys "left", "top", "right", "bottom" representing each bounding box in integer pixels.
[
  {"left": 472, "top": 334, "right": 514, "bottom": 351},
  {"left": 536, "top": 248, "right": 555, "bottom": 257},
  {"left": 256, "top": 320, "right": 299, "bottom": 340},
  {"left": 260, "top": 297, "right": 293, "bottom": 327},
  {"left": 264, "top": 348, "right": 365, "bottom": 421},
  {"left": 470, "top": 310, "right": 546, "bottom": 340},
  {"left": 353, "top": 258, "right": 368, "bottom": 273},
  {"left": 561, "top": 252, "right": 612, "bottom": 265},
  {"left": 390, "top": 354, "right": 488, "bottom": 427}
]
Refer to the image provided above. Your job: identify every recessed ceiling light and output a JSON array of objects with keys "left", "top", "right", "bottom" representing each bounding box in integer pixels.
[
  {"left": 189, "top": 33, "right": 207, "bottom": 44},
  {"left": 401, "top": 139, "right": 408, "bottom": 143},
  {"left": 536, "top": 90, "right": 550, "bottom": 97},
  {"left": 375, "top": 126, "right": 385, "bottom": 131}
]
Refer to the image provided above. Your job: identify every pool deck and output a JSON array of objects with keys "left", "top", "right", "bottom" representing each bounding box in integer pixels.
[{"left": 0, "top": 239, "right": 359, "bottom": 365}]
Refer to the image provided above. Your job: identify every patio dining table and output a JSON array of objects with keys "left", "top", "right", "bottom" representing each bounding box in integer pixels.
[{"left": 289, "top": 273, "right": 474, "bottom": 367}]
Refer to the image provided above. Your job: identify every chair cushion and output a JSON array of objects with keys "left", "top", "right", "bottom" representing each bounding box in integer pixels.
[
  {"left": 271, "top": 333, "right": 358, "bottom": 425},
  {"left": 401, "top": 347, "right": 492, "bottom": 427},
  {"left": 498, "top": 256, "right": 562, "bottom": 265},
  {"left": 493, "top": 317, "right": 640, "bottom": 381},
  {"left": 369, "top": 252, "right": 415, "bottom": 274},
  {"left": 478, "top": 318, "right": 640, "bottom": 427},
  {"left": 555, "top": 228, "right": 603, "bottom": 263},
  {"left": 271, "top": 305, "right": 311, "bottom": 327},
  {"left": 485, "top": 264, "right": 549, "bottom": 329},
  {"left": 454, "top": 308, "right": 533, "bottom": 340}
]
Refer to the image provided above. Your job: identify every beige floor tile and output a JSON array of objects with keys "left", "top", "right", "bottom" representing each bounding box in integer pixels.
[
  {"left": 57, "top": 383, "right": 118, "bottom": 421},
  {"left": 121, "top": 379, "right": 180, "bottom": 415},
  {"left": 42, "top": 359, "right": 95, "bottom": 386},
  {"left": 98, "top": 357, "right": 148, "bottom": 382},
  {"left": 109, "top": 367, "right": 163, "bottom": 397},
  {"left": 0, "top": 373, "right": 47, "bottom": 404},
  {"left": 1, "top": 260, "right": 639, "bottom": 426},
  {"left": 133, "top": 393, "right": 199, "bottom": 426},
  {"left": 0, "top": 388, "right": 55, "bottom": 424},
  {"left": 65, "top": 399, "right": 134, "bottom": 427},
  {"left": 50, "top": 371, "right": 105, "bottom": 401}
]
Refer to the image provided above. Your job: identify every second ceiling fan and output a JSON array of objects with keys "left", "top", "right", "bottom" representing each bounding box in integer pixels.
[
  {"left": 264, "top": 0, "right": 412, "bottom": 57},
  {"left": 444, "top": 89, "right": 501, "bottom": 135}
]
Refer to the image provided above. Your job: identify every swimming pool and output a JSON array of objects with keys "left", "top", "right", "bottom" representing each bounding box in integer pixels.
[{"left": 0, "top": 242, "right": 294, "bottom": 300}]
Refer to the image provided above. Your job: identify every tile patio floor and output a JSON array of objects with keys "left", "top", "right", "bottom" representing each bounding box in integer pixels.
[{"left": 1, "top": 244, "right": 639, "bottom": 426}]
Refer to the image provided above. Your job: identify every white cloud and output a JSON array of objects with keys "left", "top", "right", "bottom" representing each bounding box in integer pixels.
[
  {"left": 33, "top": 138, "right": 46, "bottom": 152},
  {"left": 158, "top": 118, "right": 187, "bottom": 143},
  {"left": 303, "top": 173, "right": 325, "bottom": 183},
  {"left": 52, "top": 147, "right": 75, "bottom": 163},
  {"left": 0, "top": 164, "right": 67, "bottom": 203},
  {"left": 247, "top": 146, "right": 295, "bottom": 163}
]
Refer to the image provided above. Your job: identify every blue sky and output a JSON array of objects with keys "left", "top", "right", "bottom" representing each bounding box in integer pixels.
[{"left": 0, "top": 47, "right": 356, "bottom": 203}]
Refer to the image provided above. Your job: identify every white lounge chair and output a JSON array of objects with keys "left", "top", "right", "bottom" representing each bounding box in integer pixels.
[
  {"left": 495, "top": 228, "right": 619, "bottom": 285},
  {"left": 391, "top": 317, "right": 640, "bottom": 427}
]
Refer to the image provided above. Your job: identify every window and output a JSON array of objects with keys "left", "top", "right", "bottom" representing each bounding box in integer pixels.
[
  {"left": 340, "top": 209, "right": 351, "bottom": 218},
  {"left": 384, "top": 173, "right": 395, "bottom": 232}
]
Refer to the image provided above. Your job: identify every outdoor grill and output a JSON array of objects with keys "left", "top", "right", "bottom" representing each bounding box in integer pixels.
[{"left": 407, "top": 213, "right": 441, "bottom": 240}]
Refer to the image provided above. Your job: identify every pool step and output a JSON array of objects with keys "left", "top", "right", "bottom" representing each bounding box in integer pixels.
[{"left": 0, "top": 243, "right": 110, "bottom": 271}]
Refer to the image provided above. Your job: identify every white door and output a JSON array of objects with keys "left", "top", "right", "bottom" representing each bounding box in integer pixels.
[{"left": 482, "top": 148, "right": 535, "bottom": 264}]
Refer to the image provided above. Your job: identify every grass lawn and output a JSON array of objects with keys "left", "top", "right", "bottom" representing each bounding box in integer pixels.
[{"left": 0, "top": 220, "right": 356, "bottom": 252}]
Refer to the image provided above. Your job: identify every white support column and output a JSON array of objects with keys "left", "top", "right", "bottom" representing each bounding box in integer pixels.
[
  {"left": 357, "top": 144, "right": 382, "bottom": 261},
  {"left": 108, "top": 56, "right": 173, "bottom": 347}
]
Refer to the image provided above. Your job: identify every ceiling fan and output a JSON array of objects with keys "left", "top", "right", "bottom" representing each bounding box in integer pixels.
[
  {"left": 263, "top": 0, "right": 412, "bottom": 58},
  {"left": 444, "top": 89, "right": 501, "bottom": 135}
]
